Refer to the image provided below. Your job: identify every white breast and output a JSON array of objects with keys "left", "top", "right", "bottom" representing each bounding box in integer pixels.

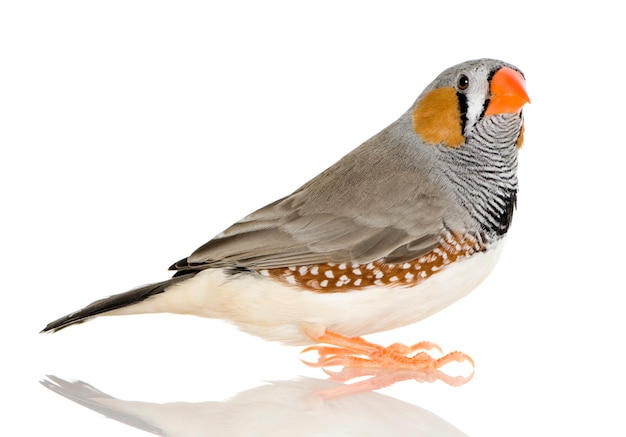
[{"left": 108, "top": 240, "right": 506, "bottom": 345}]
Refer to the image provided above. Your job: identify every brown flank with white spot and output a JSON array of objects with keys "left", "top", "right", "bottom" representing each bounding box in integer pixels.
[{"left": 260, "top": 232, "right": 484, "bottom": 292}]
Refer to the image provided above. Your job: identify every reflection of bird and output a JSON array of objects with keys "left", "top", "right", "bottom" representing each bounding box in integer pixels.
[
  {"left": 42, "top": 375, "right": 469, "bottom": 436},
  {"left": 42, "top": 59, "right": 529, "bottom": 370}
]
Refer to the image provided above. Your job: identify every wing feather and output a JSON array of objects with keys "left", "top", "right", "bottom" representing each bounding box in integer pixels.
[{"left": 171, "top": 118, "right": 452, "bottom": 272}]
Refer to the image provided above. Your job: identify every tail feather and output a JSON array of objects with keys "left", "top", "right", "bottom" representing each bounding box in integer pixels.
[{"left": 41, "top": 274, "right": 196, "bottom": 333}]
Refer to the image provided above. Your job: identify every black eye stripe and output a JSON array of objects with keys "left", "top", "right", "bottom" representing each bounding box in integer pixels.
[{"left": 457, "top": 92, "right": 468, "bottom": 133}]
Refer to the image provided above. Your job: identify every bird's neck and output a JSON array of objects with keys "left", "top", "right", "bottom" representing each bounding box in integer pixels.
[{"left": 438, "top": 114, "right": 521, "bottom": 241}]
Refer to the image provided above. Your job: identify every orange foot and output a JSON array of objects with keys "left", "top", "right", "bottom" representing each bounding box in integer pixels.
[{"left": 300, "top": 329, "right": 474, "bottom": 391}]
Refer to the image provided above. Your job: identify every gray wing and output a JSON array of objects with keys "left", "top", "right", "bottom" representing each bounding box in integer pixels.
[{"left": 171, "top": 121, "right": 449, "bottom": 272}]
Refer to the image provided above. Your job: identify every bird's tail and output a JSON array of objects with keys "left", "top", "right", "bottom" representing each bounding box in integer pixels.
[{"left": 40, "top": 274, "right": 195, "bottom": 333}]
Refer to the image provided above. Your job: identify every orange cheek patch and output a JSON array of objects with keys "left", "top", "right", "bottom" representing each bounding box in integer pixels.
[
  {"left": 516, "top": 121, "right": 525, "bottom": 149},
  {"left": 413, "top": 87, "right": 465, "bottom": 148}
]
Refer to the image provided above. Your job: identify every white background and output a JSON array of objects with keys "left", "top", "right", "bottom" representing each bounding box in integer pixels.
[{"left": 2, "top": 1, "right": 624, "bottom": 436}]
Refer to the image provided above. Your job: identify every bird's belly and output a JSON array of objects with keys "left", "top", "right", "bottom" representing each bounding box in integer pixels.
[{"left": 133, "top": 240, "right": 506, "bottom": 345}]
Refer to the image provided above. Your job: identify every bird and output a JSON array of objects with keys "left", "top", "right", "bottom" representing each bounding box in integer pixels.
[{"left": 42, "top": 58, "right": 529, "bottom": 371}]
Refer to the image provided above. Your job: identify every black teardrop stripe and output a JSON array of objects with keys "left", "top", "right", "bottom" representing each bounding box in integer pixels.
[{"left": 456, "top": 92, "right": 468, "bottom": 134}]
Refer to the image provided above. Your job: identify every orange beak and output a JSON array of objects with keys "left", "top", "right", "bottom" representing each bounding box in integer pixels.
[{"left": 484, "top": 67, "right": 530, "bottom": 116}]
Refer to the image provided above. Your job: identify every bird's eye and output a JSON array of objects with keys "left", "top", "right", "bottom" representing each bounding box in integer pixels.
[{"left": 457, "top": 74, "right": 469, "bottom": 91}]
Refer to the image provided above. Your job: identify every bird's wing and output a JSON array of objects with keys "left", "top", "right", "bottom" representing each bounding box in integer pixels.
[{"left": 171, "top": 130, "right": 448, "bottom": 272}]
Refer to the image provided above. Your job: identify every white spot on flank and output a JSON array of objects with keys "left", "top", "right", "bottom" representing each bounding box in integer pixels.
[
  {"left": 320, "top": 279, "right": 329, "bottom": 288},
  {"left": 286, "top": 275, "right": 296, "bottom": 285},
  {"left": 298, "top": 266, "right": 308, "bottom": 276},
  {"left": 374, "top": 270, "right": 384, "bottom": 279},
  {"left": 419, "top": 271, "right": 427, "bottom": 278},
  {"left": 389, "top": 276, "right": 398, "bottom": 282},
  {"left": 307, "top": 280, "right": 320, "bottom": 289},
  {"left": 353, "top": 268, "right": 362, "bottom": 275},
  {"left": 260, "top": 270, "right": 269, "bottom": 277},
  {"left": 340, "top": 275, "right": 349, "bottom": 282},
  {"left": 288, "top": 266, "right": 296, "bottom": 271},
  {"left": 374, "top": 279, "right": 384, "bottom": 286},
  {"left": 335, "top": 280, "right": 344, "bottom": 287},
  {"left": 338, "top": 263, "right": 347, "bottom": 270},
  {"left": 354, "top": 278, "right": 362, "bottom": 286},
  {"left": 402, "top": 263, "right": 411, "bottom": 269},
  {"left": 310, "top": 266, "right": 319, "bottom": 275},
  {"left": 366, "top": 263, "right": 374, "bottom": 270},
  {"left": 325, "top": 270, "right": 335, "bottom": 279},
  {"left": 405, "top": 272, "right": 415, "bottom": 280}
]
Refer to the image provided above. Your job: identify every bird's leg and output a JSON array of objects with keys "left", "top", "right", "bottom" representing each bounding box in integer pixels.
[{"left": 301, "top": 328, "right": 473, "bottom": 374}]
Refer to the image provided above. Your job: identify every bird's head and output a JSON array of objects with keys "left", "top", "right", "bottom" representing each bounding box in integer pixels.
[{"left": 412, "top": 59, "right": 530, "bottom": 149}]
